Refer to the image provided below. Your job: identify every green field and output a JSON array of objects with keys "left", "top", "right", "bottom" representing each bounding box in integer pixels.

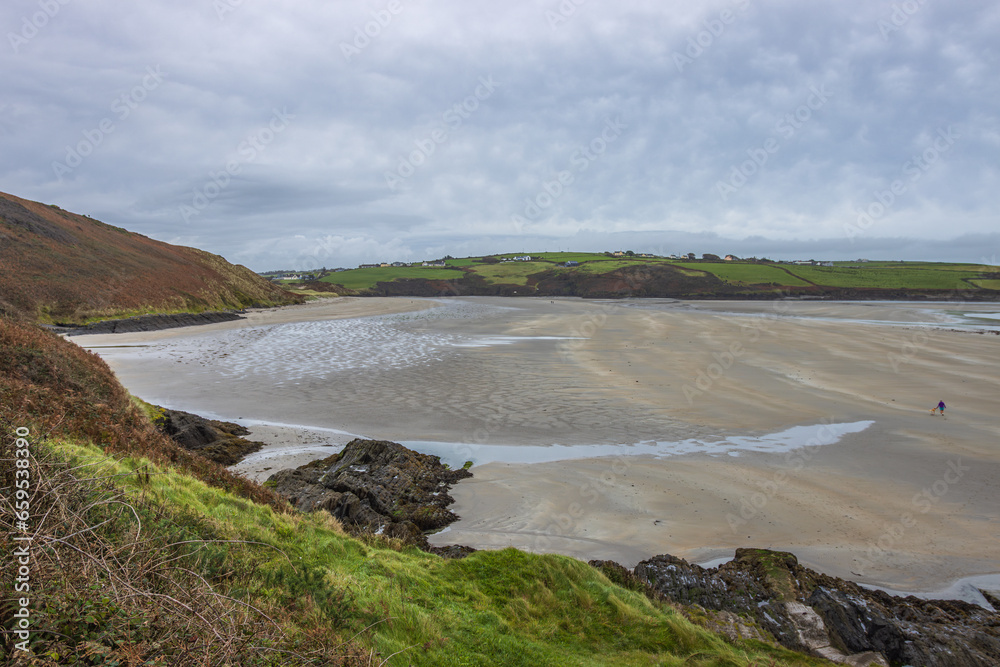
[
  {"left": 572, "top": 259, "right": 659, "bottom": 273},
  {"left": 323, "top": 266, "right": 462, "bottom": 290},
  {"left": 521, "top": 252, "right": 618, "bottom": 263},
  {"left": 314, "top": 254, "right": 1000, "bottom": 294},
  {"left": 473, "top": 261, "right": 552, "bottom": 285},
  {"left": 782, "top": 265, "right": 982, "bottom": 289},
  {"left": 676, "top": 263, "right": 812, "bottom": 286}
]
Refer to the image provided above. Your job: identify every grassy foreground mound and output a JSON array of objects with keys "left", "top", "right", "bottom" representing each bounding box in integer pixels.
[
  {"left": 1, "top": 318, "right": 827, "bottom": 665},
  {"left": 0, "top": 191, "right": 302, "bottom": 324}
]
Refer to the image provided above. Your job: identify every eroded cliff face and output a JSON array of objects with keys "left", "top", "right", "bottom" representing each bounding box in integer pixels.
[{"left": 594, "top": 549, "right": 1000, "bottom": 667}]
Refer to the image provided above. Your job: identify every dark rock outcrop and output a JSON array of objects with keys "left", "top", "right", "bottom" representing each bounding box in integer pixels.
[
  {"left": 267, "top": 439, "right": 472, "bottom": 549},
  {"left": 51, "top": 310, "right": 245, "bottom": 335},
  {"left": 152, "top": 408, "right": 263, "bottom": 466},
  {"left": 594, "top": 548, "right": 1000, "bottom": 667}
]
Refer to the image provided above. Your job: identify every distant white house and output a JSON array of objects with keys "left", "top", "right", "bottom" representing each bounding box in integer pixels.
[
  {"left": 391, "top": 261, "right": 408, "bottom": 267},
  {"left": 504, "top": 255, "right": 533, "bottom": 262},
  {"left": 422, "top": 261, "right": 446, "bottom": 267}
]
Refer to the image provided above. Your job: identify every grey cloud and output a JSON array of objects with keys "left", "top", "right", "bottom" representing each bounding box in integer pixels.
[{"left": 0, "top": 0, "right": 997, "bottom": 270}]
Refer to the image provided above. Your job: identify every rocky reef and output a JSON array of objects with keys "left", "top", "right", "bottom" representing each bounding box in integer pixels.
[
  {"left": 152, "top": 407, "right": 263, "bottom": 466},
  {"left": 592, "top": 548, "right": 1000, "bottom": 667},
  {"left": 266, "top": 438, "right": 473, "bottom": 551}
]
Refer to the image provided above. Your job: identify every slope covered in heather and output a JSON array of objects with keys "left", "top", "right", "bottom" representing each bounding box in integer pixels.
[{"left": 0, "top": 191, "right": 301, "bottom": 324}]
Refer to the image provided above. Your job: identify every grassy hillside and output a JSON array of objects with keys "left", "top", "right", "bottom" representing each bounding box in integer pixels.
[
  {"left": 320, "top": 253, "right": 1000, "bottom": 298},
  {"left": 0, "top": 191, "right": 303, "bottom": 324},
  {"left": 0, "top": 315, "right": 827, "bottom": 665}
]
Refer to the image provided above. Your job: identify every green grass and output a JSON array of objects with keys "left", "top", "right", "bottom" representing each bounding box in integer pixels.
[
  {"left": 971, "top": 279, "right": 1000, "bottom": 290},
  {"left": 832, "top": 261, "right": 994, "bottom": 271},
  {"left": 322, "top": 255, "right": 1000, "bottom": 294},
  {"left": 675, "top": 263, "right": 812, "bottom": 286},
  {"left": 781, "top": 265, "right": 981, "bottom": 289},
  {"left": 522, "top": 252, "right": 615, "bottom": 263},
  {"left": 571, "top": 259, "right": 658, "bottom": 273},
  {"left": 322, "top": 266, "right": 463, "bottom": 290},
  {"left": 48, "top": 439, "right": 826, "bottom": 667},
  {"left": 472, "top": 262, "right": 551, "bottom": 286}
]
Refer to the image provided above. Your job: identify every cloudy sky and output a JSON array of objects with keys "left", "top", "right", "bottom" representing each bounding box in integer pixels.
[{"left": 2, "top": 0, "right": 998, "bottom": 270}]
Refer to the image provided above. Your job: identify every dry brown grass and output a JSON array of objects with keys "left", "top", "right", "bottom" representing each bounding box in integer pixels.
[
  {"left": 0, "top": 191, "right": 302, "bottom": 324},
  {"left": 0, "top": 316, "right": 290, "bottom": 511},
  {"left": 0, "top": 422, "right": 373, "bottom": 665},
  {"left": 0, "top": 315, "right": 379, "bottom": 663}
]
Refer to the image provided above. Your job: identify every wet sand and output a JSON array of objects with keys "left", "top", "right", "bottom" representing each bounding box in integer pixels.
[{"left": 75, "top": 297, "right": 1000, "bottom": 593}]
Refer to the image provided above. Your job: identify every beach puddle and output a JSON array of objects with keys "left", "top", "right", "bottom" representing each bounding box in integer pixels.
[{"left": 400, "top": 420, "right": 875, "bottom": 468}]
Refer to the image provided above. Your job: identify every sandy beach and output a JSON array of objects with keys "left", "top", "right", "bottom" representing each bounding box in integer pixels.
[{"left": 75, "top": 296, "right": 1000, "bottom": 595}]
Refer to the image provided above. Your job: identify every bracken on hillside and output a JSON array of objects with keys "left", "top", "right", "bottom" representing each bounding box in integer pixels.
[{"left": 0, "top": 191, "right": 302, "bottom": 324}]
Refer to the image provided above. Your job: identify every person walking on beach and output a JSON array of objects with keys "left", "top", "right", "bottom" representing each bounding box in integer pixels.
[{"left": 932, "top": 400, "right": 946, "bottom": 416}]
